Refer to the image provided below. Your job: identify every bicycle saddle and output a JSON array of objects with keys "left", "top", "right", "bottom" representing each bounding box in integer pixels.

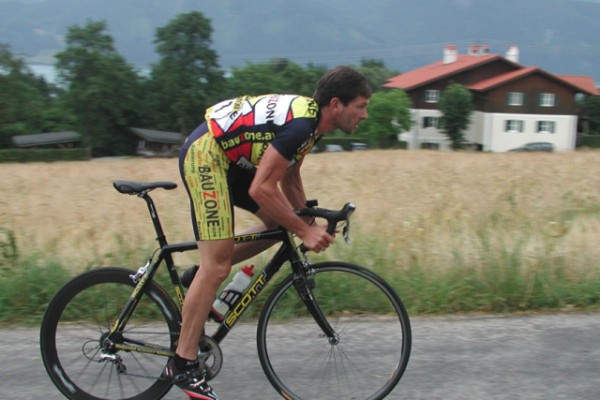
[{"left": 113, "top": 180, "right": 177, "bottom": 195}]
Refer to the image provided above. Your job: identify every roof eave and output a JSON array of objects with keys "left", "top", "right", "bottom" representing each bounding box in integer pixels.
[{"left": 385, "top": 55, "right": 509, "bottom": 91}]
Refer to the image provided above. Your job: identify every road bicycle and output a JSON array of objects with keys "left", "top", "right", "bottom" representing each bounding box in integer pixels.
[{"left": 40, "top": 180, "right": 412, "bottom": 400}]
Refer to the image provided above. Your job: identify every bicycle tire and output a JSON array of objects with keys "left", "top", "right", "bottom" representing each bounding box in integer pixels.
[
  {"left": 40, "top": 267, "right": 181, "bottom": 400},
  {"left": 257, "top": 261, "right": 411, "bottom": 400}
]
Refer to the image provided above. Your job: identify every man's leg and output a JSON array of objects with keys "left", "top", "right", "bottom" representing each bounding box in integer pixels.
[
  {"left": 176, "top": 209, "right": 280, "bottom": 358},
  {"left": 164, "top": 240, "right": 227, "bottom": 399},
  {"left": 231, "top": 208, "right": 278, "bottom": 264},
  {"left": 177, "top": 238, "right": 234, "bottom": 360}
]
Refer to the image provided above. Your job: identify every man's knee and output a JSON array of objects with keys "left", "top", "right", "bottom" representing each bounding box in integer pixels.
[
  {"left": 197, "top": 239, "right": 234, "bottom": 285},
  {"left": 199, "top": 262, "right": 232, "bottom": 287}
]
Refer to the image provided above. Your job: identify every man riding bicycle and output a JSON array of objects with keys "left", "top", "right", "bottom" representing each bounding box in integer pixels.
[{"left": 166, "top": 66, "right": 372, "bottom": 399}]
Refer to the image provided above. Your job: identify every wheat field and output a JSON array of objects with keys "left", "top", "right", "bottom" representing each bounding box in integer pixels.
[{"left": 2, "top": 150, "right": 600, "bottom": 276}]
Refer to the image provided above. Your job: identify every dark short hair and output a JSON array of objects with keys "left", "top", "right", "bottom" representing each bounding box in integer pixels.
[{"left": 313, "top": 66, "right": 372, "bottom": 108}]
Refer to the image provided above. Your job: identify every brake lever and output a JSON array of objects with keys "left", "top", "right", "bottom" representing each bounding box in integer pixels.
[{"left": 342, "top": 219, "right": 351, "bottom": 244}]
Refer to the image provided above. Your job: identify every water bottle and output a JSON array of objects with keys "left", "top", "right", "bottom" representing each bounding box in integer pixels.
[
  {"left": 212, "top": 265, "right": 255, "bottom": 316},
  {"left": 180, "top": 265, "right": 199, "bottom": 288}
]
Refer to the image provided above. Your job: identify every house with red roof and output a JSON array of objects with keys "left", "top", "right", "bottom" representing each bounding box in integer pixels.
[{"left": 384, "top": 45, "right": 599, "bottom": 152}]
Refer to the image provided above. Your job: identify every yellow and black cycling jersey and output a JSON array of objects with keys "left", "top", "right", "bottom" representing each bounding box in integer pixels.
[
  {"left": 178, "top": 94, "right": 321, "bottom": 240},
  {"left": 206, "top": 94, "right": 320, "bottom": 169}
]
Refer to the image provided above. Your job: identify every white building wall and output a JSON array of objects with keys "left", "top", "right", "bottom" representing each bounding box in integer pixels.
[
  {"left": 400, "top": 109, "right": 451, "bottom": 150},
  {"left": 464, "top": 111, "right": 484, "bottom": 144},
  {"left": 484, "top": 113, "right": 577, "bottom": 152},
  {"left": 402, "top": 110, "right": 577, "bottom": 152}
]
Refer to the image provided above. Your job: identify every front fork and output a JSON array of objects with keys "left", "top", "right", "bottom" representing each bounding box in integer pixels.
[{"left": 292, "top": 258, "right": 338, "bottom": 344}]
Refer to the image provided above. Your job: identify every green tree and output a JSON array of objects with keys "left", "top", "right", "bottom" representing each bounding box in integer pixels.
[
  {"left": 582, "top": 95, "right": 600, "bottom": 134},
  {"left": 38, "top": 97, "right": 79, "bottom": 134},
  {"left": 225, "top": 59, "right": 327, "bottom": 98},
  {"left": 439, "top": 83, "right": 473, "bottom": 150},
  {"left": 145, "top": 12, "right": 224, "bottom": 133},
  {"left": 55, "top": 20, "right": 141, "bottom": 156},
  {"left": 0, "top": 44, "right": 55, "bottom": 147},
  {"left": 355, "top": 59, "right": 400, "bottom": 92},
  {"left": 355, "top": 90, "right": 412, "bottom": 148}
]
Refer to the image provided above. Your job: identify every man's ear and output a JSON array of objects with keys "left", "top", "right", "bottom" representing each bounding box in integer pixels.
[{"left": 329, "top": 97, "right": 342, "bottom": 111}]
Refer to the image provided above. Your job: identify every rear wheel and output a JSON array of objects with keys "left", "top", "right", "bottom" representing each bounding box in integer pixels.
[
  {"left": 257, "top": 261, "right": 411, "bottom": 400},
  {"left": 40, "top": 267, "right": 181, "bottom": 400}
]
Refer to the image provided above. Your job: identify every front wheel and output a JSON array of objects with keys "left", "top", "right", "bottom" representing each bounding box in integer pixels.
[
  {"left": 257, "top": 261, "right": 411, "bottom": 400},
  {"left": 40, "top": 267, "right": 181, "bottom": 400}
]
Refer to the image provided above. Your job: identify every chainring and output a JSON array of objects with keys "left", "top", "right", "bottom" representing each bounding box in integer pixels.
[{"left": 198, "top": 335, "right": 223, "bottom": 381}]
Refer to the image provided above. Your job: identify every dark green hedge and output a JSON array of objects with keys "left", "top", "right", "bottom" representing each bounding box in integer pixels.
[
  {"left": 0, "top": 148, "right": 89, "bottom": 163},
  {"left": 577, "top": 135, "right": 600, "bottom": 149}
]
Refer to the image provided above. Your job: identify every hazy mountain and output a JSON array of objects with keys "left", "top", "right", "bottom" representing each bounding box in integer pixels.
[{"left": 1, "top": 0, "right": 600, "bottom": 83}]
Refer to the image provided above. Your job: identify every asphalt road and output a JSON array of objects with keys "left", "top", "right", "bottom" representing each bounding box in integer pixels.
[{"left": 2, "top": 312, "right": 599, "bottom": 399}]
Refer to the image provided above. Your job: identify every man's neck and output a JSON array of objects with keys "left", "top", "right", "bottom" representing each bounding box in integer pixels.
[{"left": 316, "top": 108, "right": 334, "bottom": 136}]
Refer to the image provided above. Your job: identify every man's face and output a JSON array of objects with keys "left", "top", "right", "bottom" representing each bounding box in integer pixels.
[{"left": 334, "top": 95, "right": 370, "bottom": 135}]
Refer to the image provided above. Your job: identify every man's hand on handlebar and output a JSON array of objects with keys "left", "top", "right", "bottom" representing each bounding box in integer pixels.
[
  {"left": 295, "top": 201, "right": 356, "bottom": 253},
  {"left": 298, "top": 225, "right": 334, "bottom": 253}
]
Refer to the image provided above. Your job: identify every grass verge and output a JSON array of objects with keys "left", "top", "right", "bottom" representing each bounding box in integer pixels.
[{"left": 3, "top": 224, "right": 599, "bottom": 326}]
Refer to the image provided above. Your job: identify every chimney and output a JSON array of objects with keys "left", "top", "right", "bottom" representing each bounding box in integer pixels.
[
  {"left": 468, "top": 44, "right": 490, "bottom": 55},
  {"left": 506, "top": 45, "right": 520, "bottom": 63},
  {"left": 443, "top": 45, "right": 458, "bottom": 64}
]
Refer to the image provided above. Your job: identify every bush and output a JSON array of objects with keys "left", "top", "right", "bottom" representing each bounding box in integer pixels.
[
  {"left": 0, "top": 228, "right": 17, "bottom": 268},
  {"left": 0, "top": 227, "right": 71, "bottom": 324},
  {"left": 0, "top": 258, "right": 71, "bottom": 324},
  {"left": 576, "top": 134, "right": 600, "bottom": 149}
]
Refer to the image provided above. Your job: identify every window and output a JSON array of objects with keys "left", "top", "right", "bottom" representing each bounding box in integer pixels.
[
  {"left": 507, "top": 92, "right": 524, "bottom": 106},
  {"left": 425, "top": 90, "right": 440, "bottom": 103},
  {"left": 505, "top": 120, "right": 524, "bottom": 133},
  {"left": 539, "top": 93, "right": 556, "bottom": 107},
  {"left": 537, "top": 121, "right": 556, "bottom": 133},
  {"left": 423, "top": 116, "right": 441, "bottom": 128}
]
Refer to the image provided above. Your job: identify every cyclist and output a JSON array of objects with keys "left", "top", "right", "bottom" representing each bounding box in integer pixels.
[{"left": 165, "top": 66, "right": 372, "bottom": 399}]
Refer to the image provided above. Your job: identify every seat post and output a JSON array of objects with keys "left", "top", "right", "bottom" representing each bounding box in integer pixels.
[{"left": 140, "top": 191, "right": 169, "bottom": 248}]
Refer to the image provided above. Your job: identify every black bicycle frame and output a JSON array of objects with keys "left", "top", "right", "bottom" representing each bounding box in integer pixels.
[{"left": 109, "top": 189, "right": 336, "bottom": 353}]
